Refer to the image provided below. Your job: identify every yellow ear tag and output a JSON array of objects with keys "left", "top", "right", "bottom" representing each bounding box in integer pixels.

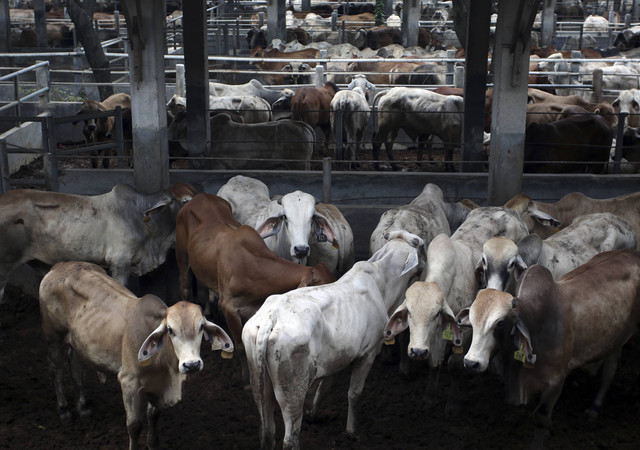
[
  {"left": 332, "top": 242, "right": 339, "bottom": 250},
  {"left": 514, "top": 343, "right": 526, "bottom": 363},
  {"left": 221, "top": 351, "right": 233, "bottom": 359},
  {"left": 140, "top": 357, "right": 153, "bottom": 367},
  {"left": 442, "top": 323, "right": 454, "bottom": 341},
  {"left": 384, "top": 337, "right": 395, "bottom": 345}
]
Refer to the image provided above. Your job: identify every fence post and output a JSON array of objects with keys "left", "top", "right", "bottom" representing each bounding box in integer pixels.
[
  {"left": 114, "top": 10, "right": 120, "bottom": 36},
  {"left": 35, "top": 60, "right": 50, "bottom": 110},
  {"left": 114, "top": 106, "right": 126, "bottom": 168},
  {"left": 613, "top": 111, "right": 627, "bottom": 174},
  {"left": 315, "top": 65, "right": 325, "bottom": 88},
  {"left": 591, "top": 68, "right": 603, "bottom": 103},
  {"left": 634, "top": 0, "right": 639, "bottom": 22},
  {"left": 176, "top": 64, "right": 186, "bottom": 96},
  {"left": 454, "top": 65, "right": 464, "bottom": 89},
  {"left": 446, "top": 49, "right": 455, "bottom": 85},
  {"left": 322, "top": 157, "right": 331, "bottom": 203},
  {"left": 331, "top": 10, "right": 338, "bottom": 31},
  {"left": 340, "top": 21, "right": 345, "bottom": 44},
  {"left": 334, "top": 108, "right": 343, "bottom": 167},
  {"left": 43, "top": 115, "right": 59, "bottom": 192},
  {"left": 258, "top": 11, "right": 264, "bottom": 27},
  {"left": 570, "top": 50, "right": 582, "bottom": 93},
  {"left": 609, "top": 10, "right": 616, "bottom": 47},
  {"left": 0, "top": 139, "right": 9, "bottom": 194}
]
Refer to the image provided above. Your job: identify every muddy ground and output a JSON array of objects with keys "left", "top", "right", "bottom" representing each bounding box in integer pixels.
[{"left": 1, "top": 281, "right": 640, "bottom": 450}]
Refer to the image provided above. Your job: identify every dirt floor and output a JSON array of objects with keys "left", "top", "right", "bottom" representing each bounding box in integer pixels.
[{"left": 2, "top": 281, "right": 640, "bottom": 450}]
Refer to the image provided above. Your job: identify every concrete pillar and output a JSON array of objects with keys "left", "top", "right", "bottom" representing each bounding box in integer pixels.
[
  {"left": 301, "top": 0, "right": 311, "bottom": 12},
  {"left": 402, "top": 0, "right": 420, "bottom": 47},
  {"left": 488, "top": 0, "right": 538, "bottom": 205},
  {"left": 385, "top": 0, "right": 394, "bottom": 20},
  {"left": 128, "top": 0, "right": 170, "bottom": 193},
  {"left": 33, "top": 0, "right": 47, "bottom": 48},
  {"left": 461, "top": 0, "right": 491, "bottom": 172},
  {"left": 183, "top": 0, "right": 210, "bottom": 169},
  {"left": 0, "top": 0, "right": 10, "bottom": 53},
  {"left": 541, "top": 0, "right": 556, "bottom": 47},
  {"left": 267, "top": 0, "right": 286, "bottom": 44}
]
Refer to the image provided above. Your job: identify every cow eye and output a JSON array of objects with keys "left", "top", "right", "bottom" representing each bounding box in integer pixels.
[
  {"left": 495, "top": 320, "right": 504, "bottom": 330},
  {"left": 199, "top": 323, "right": 204, "bottom": 331},
  {"left": 167, "top": 326, "right": 174, "bottom": 336}
]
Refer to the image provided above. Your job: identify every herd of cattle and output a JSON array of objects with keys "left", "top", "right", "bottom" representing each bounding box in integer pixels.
[{"left": 2, "top": 176, "right": 640, "bottom": 448}]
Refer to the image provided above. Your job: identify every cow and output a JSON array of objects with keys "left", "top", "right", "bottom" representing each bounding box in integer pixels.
[
  {"left": 291, "top": 81, "right": 340, "bottom": 156},
  {"left": 525, "top": 102, "right": 591, "bottom": 124},
  {"left": 523, "top": 114, "right": 613, "bottom": 173},
  {"left": 504, "top": 191, "right": 640, "bottom": 245},
  {"left": 246, "top": 27, "right": 311, "bottom": 49},
  {"left": 167, "top": 112, "right": 315, "bottom": 170},
  {"left": 346, "top": 73, "right": 377, "bottom": 103},
  {"left": 477, "top": 213, "right": 637, "bottom": 293},
  {"left": 614, "top": 25, "right": 640, "bottom": 51},
  {"left": 432, "top": 86, "right": 494, "bottom": 131},
  {"left": 330, "top": 86, "right": 370, "bottom": 168},
  {"left": 39, "top": 261, "right": 233, "bottom": 450},
  {"left": 242, "top": 230, "right": 426, "bottom": 449},
  {"left": 346, "top": 60, "right": 418, "bottom": 85},
  {"left": 372, "top": 87, "right": 464, "bottom": 171},
  {"left": 175, "top": 193, "right": 335, "bottom": 386},
  {"left": 0, "top": 183, "right": 198, "bottom": 311},
  {"left": 216, "top": 175, "right": 355, "bottom": 276},
  {"left": 73, "top": 93, "right": 132, "bottom": 168},
  {"left": 457, "top": 249, "right": 640, "bottom": 449},
  {"left": 208, "top": 79, "right": 285, "bottom": 107},
  {"left": 383, "top": 207, "right": 529, "bottom": 415},
  {"left": 166, "top": 93, "right": 272, "bottom": 124},
  {"left": 611, "top": 88, "right": 640, "bottom": 128},
  {"left": 249, "top": 46, "right": 319, "bottom": 85},
  {"left": 526, "top": 88, "right": 617, "bottom": 128}
]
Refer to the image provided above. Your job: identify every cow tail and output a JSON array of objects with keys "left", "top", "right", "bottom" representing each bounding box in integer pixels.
[
  {"left": 251, "top": 314, "right": 276, "bottom": 442},
  {"left": 371, "top": 89, "right": 390, "bottom": 135}
]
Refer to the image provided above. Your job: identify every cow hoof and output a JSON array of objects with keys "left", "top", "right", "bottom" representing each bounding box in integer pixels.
[{"left": 58, "top": 407, "right": 73, "bottom": 424}]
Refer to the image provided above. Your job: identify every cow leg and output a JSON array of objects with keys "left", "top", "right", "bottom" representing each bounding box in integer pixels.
[
  {"left": 220, "top": 303, "right": 249, "bottom": 387},
  {"left": 305, "top": 375, "right": 335, "bottom": 419},
  {"left": 68, "top": 347, "right": 91, "bottom": 418},
  {"left": 46, "top": 338, "right": 72, "bottom": 422},
  {"left": 443, "top": 141, "right": 455, "bottom": 172},
  {"left": 531, "top": 380, "right": 565, "bottom": 450},
  {"left": 585, "top": 348, "right": 622, "bottom": 419},
  {"left": 346, "top": 350, "right": 377, "bottom": 437},
  {"left": 383, "top": 131, "right": 399, "bottom": 171},
  {"left": 275, "top": 366, "right": 310, "bottom": 450},
  {"left": 175, "top": 228, "right": 192, "bottom": 301},
  {"left": 119, "top": 376, "right": 145, "bottom": 450},
  {"left": 146, "top": 403, "right": 160, "bottom": 450}
]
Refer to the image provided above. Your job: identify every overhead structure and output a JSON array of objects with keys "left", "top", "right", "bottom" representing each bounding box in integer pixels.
[
  {"left": 488, "top": 0, "right": 541, "bottom": 205},
  {"left": 402, "top": 0, "right": 420, "bottom": 47}
]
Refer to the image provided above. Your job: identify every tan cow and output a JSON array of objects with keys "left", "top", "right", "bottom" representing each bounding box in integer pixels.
[
  {"left": 457, "top": 249, "right": 640, "bottom": 448},
  {"left": 505, "top": 191, "right": 640, "bottom": 246},
  {"left": 74, "top": 92, "right": 132, "bottom": 168},
  {"left": 175, "top": 193, "right": 335, "bottom": 385},
  {"left": 249, "top": 46, "right": 319, "bottom": 85},
  {"left": 39, "top": 261, "right": 233, "bottom": 450},
  {"left": 526, "top": 88, "right": 617, "bottom": 128}
]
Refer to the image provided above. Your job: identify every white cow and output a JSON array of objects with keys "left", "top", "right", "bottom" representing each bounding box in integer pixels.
[
  {"left": 39, "top": 261, "right": 233, "bottom": 450},
  {"left": 383, "top": 207, "right": 529, "bottom": 414},
  {"left": 167, "top": 93, "right": 272, "bottom": 124},
  {"left": 242, "top": 230, "right": 426, "bottom": 449},
  {"left": 215, "top": 175, "right": 354, "bottom": 275},
  {"left": 372, "top": 87, "right": 464, "bottom": 171},
  {"left": 477, "top": 212, "right": 637, "bottom": 293},
  {"left": 330, "top": 86, "right": 370, "bottom": 168},
  {"left": 612, "top": 88, "right": 640, "bottom": 128},
  {"left": 208, "top": 79, "right": 285, "bottom": 106},
  {"left": 584, "top": 14, "right": 609, "bottom": 33},
  {"left": 369, "top": 183, "right": 474, "bottom": 256}
]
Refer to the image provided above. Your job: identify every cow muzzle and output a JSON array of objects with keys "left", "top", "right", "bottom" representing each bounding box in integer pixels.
[
  {"left": 409, "top": 347, "right": 429, "bottom": 360},
  {"left": 293, "top": 245, "right": 310, "bottom": 259},
  {"left": 181, "top": 359, "right": 203, "bottom": 374},
  {"left": 463, "top": 357, "right": 484, "bottom": 373}
]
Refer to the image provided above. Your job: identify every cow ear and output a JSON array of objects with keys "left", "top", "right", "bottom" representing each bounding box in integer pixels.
[
  {"left": 475, "top": 254, "right": 487, "bottom": 288},
  {"left": 531, "top": 210, "right": 561, "bottom": 228},
  {"left": 256, "top": 216, "right": 283, "bottom": 239},
  {"left": 203, "top": 320, "right": 234, "bottom": 353},
  {"left": 143, "top": 198, "right": 172, "bottom": 221},
  {"left": 313, "top": 213, "right": 337, "bottom": 244},
  {"left": 401, "top": 250, "right": 419, "bottom": 276},
  {"left": 138, "top": 322, "right": 167, "bottom": 363},
  {"left": 611, "top": 98, "right": 619, "bottom": 108},
  {"left": 512, "top": 317, "right": 537, "bottom": 366},
  {"left": 510, "top": 255, "right": 528, "bottom": 282},
  {"left": 456, "top": 308, "right": 471, "bottom": 327},
  {"left": 384, "top": 304, "right": 408, "bottom": 341}
]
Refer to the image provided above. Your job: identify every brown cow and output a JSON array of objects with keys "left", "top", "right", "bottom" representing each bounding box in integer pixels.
[
  {"left": 249, "top": 46, "right": 319, "bottom": 85},
  {"left": 458, "top": 249, "right": 640, "bottom": 448},
  {"left": 40, "top": 261, "right": 233, "bottom": 450},
  {"left": 74, "top": 92, "right": 132, "bottom": 168},
  {"left": 505, "top": 191, "right": 640, "bottom": 245},
  {"left": 525, "top": 102, "right": 591, "bottom": 124},
  {"left": 175, "top": 193, "right": 335, "bottom": 385},
  {"left": 527, "top": 88, "right": 617, "bottom": 128},
  {"left": 291, "top": 81, "right": 340, "bottom": 156}
]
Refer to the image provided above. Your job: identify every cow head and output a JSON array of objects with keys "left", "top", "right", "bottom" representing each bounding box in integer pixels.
[
  {"left": 384, "top": 281, "right": 462, "bottom": 368},
  {"left": 458, "top": 289, "right": 520, "bottom": 373},
  {"left": 138, "top": 301, "right": 233, "bottom": 374},
  {"left": 475, "top": 237, "right": 526, "bottom": 292},
  {"left": 347, "top": 74, "right": 376, "bottom": 103},
  {"left": 282, "top": 62, "right": 313, "bottom": 85},
  {"left": 272, "top": 89, "right": 295, "bottom": 110},
  {"left": 142, "top": 183, "right": 198, "bottom": 222}
]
